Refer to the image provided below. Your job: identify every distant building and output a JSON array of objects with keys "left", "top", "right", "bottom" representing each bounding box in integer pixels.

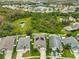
[
  {"left": 63, "top": 36, "right": 79, "bottom": 53},
  {"left": 32, "top": 6, "right": 53, "bottom": 13},
  {"left": 34, "top": 33, "right": 46, "bottom": 49},
  {"left": 64, "top": 22, "right": 79, "bottom": 32},
  {"left": 69, "top": 16, "right": 76, "bottom": 22},
  {"left": 0, "top": 36, "right": 16, "bottom": 59},
  {"left": 59, "top": 5, "right": 76, "bottom": 13},
  {"left": 59, "top": 17, "right": 68, "bottom": 22},
  {"left": 30, "top": 0, "right": 48, "bottom": 3},
  {"left": 49, "top": 34, "right": 63, "bottom": 51}
]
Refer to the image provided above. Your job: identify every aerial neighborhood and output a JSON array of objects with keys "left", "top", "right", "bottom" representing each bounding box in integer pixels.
[
  {"left": 0, "top": 33, "right": 79, "bottom": 59},
  {"left": 0, "top": 0, "right": 79, "bottom": 59},
  {"left": 2, "top": 4, "right": 79, "bottom": 13}
]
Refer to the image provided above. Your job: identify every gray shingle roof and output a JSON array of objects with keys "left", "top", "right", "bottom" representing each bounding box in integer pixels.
[
  {"left": 0, "top": 36, "right": 15, "bottom": 51},
  {"left": 49, "top": 34, "right": 62, "bottom": 50},
  {"left": 63, "top": 37, "right": 79, "bottom": 48},
  {"left": 17, "top": 36, "right": 30, "bottom": 50}
]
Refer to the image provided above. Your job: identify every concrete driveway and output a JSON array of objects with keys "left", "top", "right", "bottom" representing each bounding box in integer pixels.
[
  {"left": 5, "top": 51, "right": 12, "bottom": 59},
  {"left": 16, "top": 49, "right": 29, "bottom": 59},
  {"left": 74, "top": 53, "right": 79, "bottom": 59},
  {"left": 39, "top": 48, "right": 46, "bottom": 59},
  {"left": 16, "top": 50, "right": 24, "bottom": 59},
  {"left": 51, "top": 56, "right": 56, "bottom": 59}
]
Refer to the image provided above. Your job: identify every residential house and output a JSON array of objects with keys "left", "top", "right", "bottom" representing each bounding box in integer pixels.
[
  {"left": 63, "top": 36, "right": 79, "bottom": 53},
  {"left": 34, "top": 33, "right": 46, "bottom": 49},
  {"left": 0, "top": 36, "right": 16, "bottom": 59},
  {"left": 16, "top": 36, "right": 30, "bottom": 59},
  {"left": 49, "top": 34, "right": 63, "bottom": 51},
  {"left": 64, "top": 22, "right": 79, "bottom": 32}
]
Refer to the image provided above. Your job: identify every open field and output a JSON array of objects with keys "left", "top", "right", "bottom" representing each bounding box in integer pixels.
[{"left": 0, "top": 7, "right": 79, "bottom": 37}]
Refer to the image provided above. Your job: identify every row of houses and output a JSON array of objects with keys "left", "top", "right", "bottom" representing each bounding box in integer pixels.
[
  {"left": 33, "top": 33, "right": 79, "bottom": 53},
  {"left": 51, "top": 34, "right": 79, "bottom": 53},
  {"left": 33, "top": 33, "right": 79, "bottom": 59},
  {"left": 0, "top": 36, "right": 30, "bottom": 59},
  {"left": 0, "top": 33, "right": 79, "bottom": 59},
  {"left": 2, "top": 4, "right": 79, "bottom": 13}
]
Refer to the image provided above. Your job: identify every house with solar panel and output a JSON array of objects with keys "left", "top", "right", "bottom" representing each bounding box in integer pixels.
[
  {"left": 49, "top": 34, "right": 63, "bottom": 52},
  {"left": 34, "top": 33, "right": 46, "bottom": 49},
  {"left": 16, "top": 36, "right": 30, "bottom": 59},
  {"left": 0, "top": 36, "right": 16, "bottom": 59},
  {"left": 63, "top": 36, "right": 79, "bottom": 53}
]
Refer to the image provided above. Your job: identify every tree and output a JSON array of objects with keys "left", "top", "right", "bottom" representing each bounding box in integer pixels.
[
  {"left": 26, "top": 29, "right": 32, "bottom": 36},
  {"left": 64, "top": 44, "right": 71, "bottom": 49}
]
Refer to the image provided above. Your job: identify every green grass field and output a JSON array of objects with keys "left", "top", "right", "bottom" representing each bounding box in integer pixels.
[{"left": 12, "top": 17, "right": 31, "bottom": 34}]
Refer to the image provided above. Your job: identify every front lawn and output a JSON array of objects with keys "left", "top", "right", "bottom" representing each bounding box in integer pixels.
[
  {"left": 23, "top": 51, "right": 30, "bottom": 57},
  {"left": 0, "top": 54, "right": 4, "bottom": 59},
  {"left": 57, "top": 58, "right": 64, "bottom": 59},
  {"left": 61, "top": 49, "right": 75, "bottom": 58},
  {"left": 30, "top": 39, "right": 40, "bottom": 56}
]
